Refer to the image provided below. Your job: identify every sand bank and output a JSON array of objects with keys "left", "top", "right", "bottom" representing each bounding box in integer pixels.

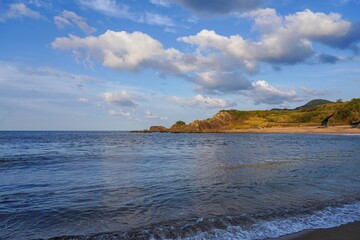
[
  {"left": 272, "top": 221, "right": 360, "bottom": 240},
  {"left": 224, "top": 125, "right": 360, "bottom": 134}
]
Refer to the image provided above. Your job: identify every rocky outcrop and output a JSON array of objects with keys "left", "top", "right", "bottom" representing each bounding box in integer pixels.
[
  {"left": 168, "top": 111, "right": 234, "bottom": 132},
  {"left": 321, "top": 113, "right": 335, "bottom": 127},
  {"left": 149, "top": 126, "right": 168, "bottom": 132}
]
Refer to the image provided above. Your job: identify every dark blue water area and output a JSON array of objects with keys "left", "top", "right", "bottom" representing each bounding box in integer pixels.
[{"left": 0, "top": 131, "right": 360, "bottom": 239}]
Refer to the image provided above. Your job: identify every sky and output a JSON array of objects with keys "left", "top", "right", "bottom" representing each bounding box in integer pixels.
[{"left": 0, "top": 0, "right": 360, "bottom": 130}]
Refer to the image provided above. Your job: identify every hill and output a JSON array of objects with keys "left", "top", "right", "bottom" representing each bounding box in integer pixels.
[
  {"left": 295, "top": 99, "right": 333, "bottom": 110},
  {"left": 145, "top": 98, "right": 360, "bottom": 133}
]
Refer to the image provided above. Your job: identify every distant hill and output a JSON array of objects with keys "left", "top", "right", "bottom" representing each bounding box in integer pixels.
[
  {"left": 146, "top": 98, "right": 360, "bottom": 133},
  {"left": 295, "top": 99, "right": 333, "bottom": 110}
]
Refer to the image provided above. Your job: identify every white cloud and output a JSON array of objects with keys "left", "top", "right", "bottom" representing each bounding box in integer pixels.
[
  {"left": 300, "top": 87, "right": 334, "bottom": 96},
  {"left": 145, "top": 110, "right": 168, "bottom": 120},
  {"left": 51, "top": 30, "right": 196, "bottom": 73},
  {"left": 78, "top": 0, "right": 176, "bottom": 29},
  {"left": 54, "top": 10, "right": 96, "bottom": 35},
  {"left": 102, "top": 91, "right": 138, "bottom": 107},
  {"left": 247, "top": 80, "right": 299, "bottom": 105},
  {"left": 51, "top": 9, "right": 360, "bottom": 96},
  {"left": 1, "top": 3, "right": 43, "bottom": 22},
  {"left": 242, "top": 8, "right": 358, "bottom": 50},
  {"left": 108, "top": 110, "right": 133, "bottom": 119},
  {"left": 141, "top": 12, "right": 175, "bottom": 27},
  {"left": 181, "top": 9, "right": 357, "bottom": 66},
  {"left": 170, "top": 95, "right": 236, "bottom": 109},
  {"left": 150, "top": 0, "right": 170, "bottom": 7},
  {"left": 28, "top": 0, "right": 52, "bottom": 8},
  {"left": 78, "top": 0, "right": 135, "bottom": 19},
  {"left": 77, "top": 98, "right": 89, "bottom": 103}
]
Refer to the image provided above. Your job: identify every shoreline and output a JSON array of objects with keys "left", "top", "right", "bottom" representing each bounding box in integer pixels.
[
  {"left": 137, "top": 125, "right": 360, "bottom": 134},
  {"left": 223, "top": 125, "right": 360, "bottom": 134},
  {"left": 273, "top": 221, "right": 360, "bottom": 240}
]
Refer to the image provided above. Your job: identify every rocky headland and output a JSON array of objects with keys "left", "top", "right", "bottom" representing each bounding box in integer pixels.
[{"left": 138, "top": 98, "right": 360, "bottom": 133}]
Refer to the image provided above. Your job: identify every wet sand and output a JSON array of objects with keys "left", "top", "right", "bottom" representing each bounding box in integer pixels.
[
  {"left": 273, "top": 221, "right": 360, "bottom": 240},
  {"left": 225, "top": 125, "right": 360, "bottom": 134}
]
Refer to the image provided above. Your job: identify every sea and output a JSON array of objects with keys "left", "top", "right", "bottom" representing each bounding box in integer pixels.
[{"left": 1, "top": 131, "right": 360, "bottom": 240}]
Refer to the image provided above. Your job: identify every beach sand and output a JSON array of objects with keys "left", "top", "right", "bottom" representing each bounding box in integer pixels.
[
  {"left": 272, "top": 221, "right": 360, "bottom": 240},
  {"left": 224, "top": 125, "right": 360, "bottom": 134}
]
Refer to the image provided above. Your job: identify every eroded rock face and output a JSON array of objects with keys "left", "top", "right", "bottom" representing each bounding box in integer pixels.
[
  {"left": 149, "top": 126, "right": 168, "bottom": 132},
  {"left": 169, "top": 111, "right": 234, "bottom": 132}
]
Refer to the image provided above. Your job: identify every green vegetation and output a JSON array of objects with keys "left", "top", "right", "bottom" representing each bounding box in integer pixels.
[
  {"left": 175, "top": 120, "right": 186, "bottom": 126},
  {"left": 295, "top": 99, "right": 333, "bottom": 110},
  {"left": 221, "top": 98, "right": 360, "bottom": 129},
  {"left": 149, "top": 98, "right": 360, "bottom": 132},
  {"left": 171, "top": 120, "right": 186, "bottom": 129}
]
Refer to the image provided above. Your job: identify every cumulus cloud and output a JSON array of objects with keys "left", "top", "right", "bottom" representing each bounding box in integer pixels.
[
  {"left": 246, "top": 80, "right": 299, "bottom": 105},
  {"left": 102, "top": 91, "right": 138, "bottom": 107},
  {"left": 180, "top": 9, "right": 359, "bottom": 66},
  {"left": 170, "top": 95, "right": 236, "bottom": 109},
  {"left": 54, "top": 10, "right": 96, "bottom": 35},
  {"left": 51, "top": 30, "right": 251, "bottom": 93},
  {"left": 170, "top": 0, "right": 263, "bottom": 16},
  {"left": 191, "top": 71, "right": 252, "bottom": 94},
  {"left": 145, "top": 110, "right": 168, "bottom": 120},
  {"left": 51, "top": 30, "right": 199, "bottom": 73},
  {"left": 242, "top": 8, "right": 360, "bottom": 51},
  {"left": 1, "top": 3, "right": 43, "bottom": 22},
  {"left": 51, "top": 9, "right": 360, "bottom": 96}
]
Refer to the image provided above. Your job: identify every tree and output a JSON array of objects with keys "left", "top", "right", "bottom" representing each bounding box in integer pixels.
[{"left": 175, "top": 120, "right": 186, "bottom": 126}]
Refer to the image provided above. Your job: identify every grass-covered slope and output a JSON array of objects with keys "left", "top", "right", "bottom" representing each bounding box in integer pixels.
[
  {"left": 157, "top": 98, "right": 360, "bottom": 132},
  {"left": 295, "top": 99, "right": 333, "bottom": 110}
]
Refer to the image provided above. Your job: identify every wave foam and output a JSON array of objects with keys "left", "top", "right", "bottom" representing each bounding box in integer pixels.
[{"left": 181, "top": 202, "right": 360, "bottom": 240}]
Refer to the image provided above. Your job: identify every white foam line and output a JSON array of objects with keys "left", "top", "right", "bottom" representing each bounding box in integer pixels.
[{"left": 180, "top": 202, "right": 360, "bottom": 240}]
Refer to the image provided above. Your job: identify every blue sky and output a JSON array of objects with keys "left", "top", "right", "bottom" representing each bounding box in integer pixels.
[{"left": 0, "top": 0, "right": 360, "bottom": 130}]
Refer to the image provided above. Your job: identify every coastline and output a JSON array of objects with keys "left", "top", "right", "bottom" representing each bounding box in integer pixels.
[
  {"left": 223, "top": 125, "right": 360, "bottom": 134},
  {"left": 273, "top": 221, "right": 360, "bottom": 240},
  {"left": 137, "top": 125, "right": 360, "bottom": 134}
]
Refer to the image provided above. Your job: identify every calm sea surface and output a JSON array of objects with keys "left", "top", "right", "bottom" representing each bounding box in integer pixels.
[{"left": 1, "top": 131, "right": 360, "bottom": 239}]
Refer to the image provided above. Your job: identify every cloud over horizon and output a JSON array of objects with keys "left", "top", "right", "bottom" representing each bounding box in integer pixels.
[
  {"left": 170, "top": 95, "right": 236, "bottom": 109},
  {"left": 246, "top": 80, "right": 300, "bottom": 105},
  {"left": 102, "top": 91, "right": 139, "bottom": 108}
]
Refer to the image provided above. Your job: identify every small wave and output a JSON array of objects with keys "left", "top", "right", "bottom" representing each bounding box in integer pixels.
[{"left": 50, "top": 201, "right": 360, "bottom": 240}]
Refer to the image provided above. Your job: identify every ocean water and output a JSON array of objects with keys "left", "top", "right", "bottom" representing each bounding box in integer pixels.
[{"left": 0, "top": 131, "right": 360, "bottom": 240}]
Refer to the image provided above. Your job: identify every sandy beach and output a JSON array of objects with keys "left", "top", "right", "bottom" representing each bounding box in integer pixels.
[
  {"left": 273, "top": 221, "right": 360, "bottom": 240},
  {"left": 224, "top": 125, "right": 360, "bottom": 134}
]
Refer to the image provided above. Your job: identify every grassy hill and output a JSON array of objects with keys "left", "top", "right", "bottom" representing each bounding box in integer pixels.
[
  {"left": 295, "top": 99, "right": 333, "bottom": 110},
  {"left": 148, "top": 98, "right": 360, "bottom": 132}
]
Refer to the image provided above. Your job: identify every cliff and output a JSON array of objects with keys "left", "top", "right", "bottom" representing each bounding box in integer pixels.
[{"left": 147, "top": 98, "right": 360, "bottom": 133}]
